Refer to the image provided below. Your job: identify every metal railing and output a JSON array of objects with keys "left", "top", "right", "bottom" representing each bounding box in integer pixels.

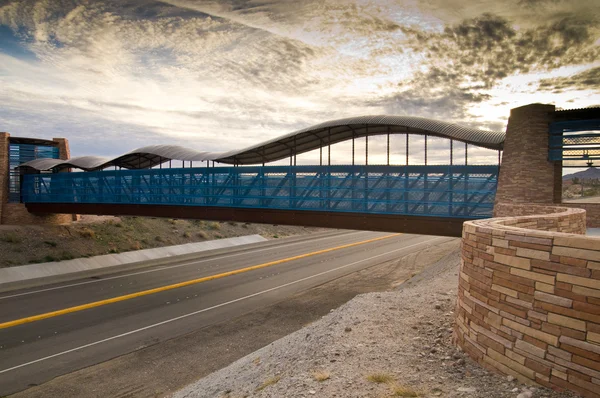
[
  {"left": 549, "top": 119, "right": 600, "bottom": 167},
  {"left": 22, "top": 165, "right": 498, "bottom": 218}
]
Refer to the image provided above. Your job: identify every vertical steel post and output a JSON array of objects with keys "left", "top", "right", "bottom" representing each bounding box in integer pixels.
[
  {"left": 386, "top": 127, "right": 390, "bottom": 166},
  {"left": 365, "top": 125, "right": 369, "bottom": 166},
  {"left": 352, "top": 131, "right": 355, "bottom": 166},
  {"left": 320, "top": 145, "right": 322, "bottom": 166},
  {"left": 450, "top": 140, "right": 453, "bottom": 165},
  {"left": 328, "top": 128, "right": 331, "bottom": 166},
  {"left": 365, "top": 125, "right": 368, "bottom": 212},
  {"left": 465, "top": 143, "right": 468, "bottom": 165},
  {"left": 406, "top": 134, "right": 409, "bottom": 165},
  {"left": 424, "top": 135, "right": 427, "bottom": 166}
]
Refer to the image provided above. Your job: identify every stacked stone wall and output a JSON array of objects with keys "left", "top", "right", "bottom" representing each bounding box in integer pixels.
[
  {"left": 455, "top": 203, "right": 600, "bottom": 397},
  {"left": 562, "top": 203, "right": 600, "bottom": 228}
]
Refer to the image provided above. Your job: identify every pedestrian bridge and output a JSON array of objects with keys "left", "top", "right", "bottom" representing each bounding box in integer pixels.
[{"left": 17, "top": 115, "right": 504, "bottom": 236}]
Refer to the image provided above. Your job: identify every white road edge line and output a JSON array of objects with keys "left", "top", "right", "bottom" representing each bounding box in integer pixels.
[
  {"left": 0, "top": 230, "right": 368, "bottom": 300},
  {"left": 0, "top": 236, "right": 449, "bottom": 375}
]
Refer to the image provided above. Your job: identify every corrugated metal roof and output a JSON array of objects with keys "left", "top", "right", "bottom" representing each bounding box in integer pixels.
[{"left": 18, "top": 115, "right": 505, "bottom": 171}]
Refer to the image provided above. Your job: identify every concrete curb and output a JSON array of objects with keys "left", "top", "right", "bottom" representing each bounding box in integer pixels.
[{"left": 0, "top": 235, "right": 267, "bottom": 292}]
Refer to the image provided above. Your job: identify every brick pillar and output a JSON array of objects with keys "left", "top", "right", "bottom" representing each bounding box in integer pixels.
[
  {"left": 52, "top": 138, "right": 70, "bottom": 160},
  {"left": 0, "top": 132, "right": 9, "bottom": 224},
  {"left": 494, "top": 104, "right": 557, "bottom": 213},
  {"left": 52, "top": 137, "right": 79, "bottom": 221}
]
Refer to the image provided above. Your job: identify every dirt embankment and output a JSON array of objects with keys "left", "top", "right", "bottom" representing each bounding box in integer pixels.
[{"left": 0, "top": 216, "right": 323, "bottom": 268}]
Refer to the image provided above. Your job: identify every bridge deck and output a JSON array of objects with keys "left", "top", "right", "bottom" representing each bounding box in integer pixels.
[{"left": 22, "top": 165, "right": 498, "bottom": 235}]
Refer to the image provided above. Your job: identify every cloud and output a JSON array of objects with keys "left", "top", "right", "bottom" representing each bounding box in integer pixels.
[
  {"left": 372, "top": 12, "right": 600, "bottom": 124},
  {"left": 538, "top": 67, "right": 600, "bottom": 92},
  {"left": 0, "top": 0, "right": 598, "bottom": 161}
]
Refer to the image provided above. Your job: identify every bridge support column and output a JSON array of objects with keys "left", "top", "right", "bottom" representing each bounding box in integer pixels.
[{"left": 494, "top": 103, "right": 561, "bottom": 216}]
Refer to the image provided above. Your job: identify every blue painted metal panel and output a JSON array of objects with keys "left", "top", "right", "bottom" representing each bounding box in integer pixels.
[
  {"left": 22, "top": 165, "right": 498, "bottom": 219},
  {"left": 548, "top": 119, "right": 600, "bottom": 166}
]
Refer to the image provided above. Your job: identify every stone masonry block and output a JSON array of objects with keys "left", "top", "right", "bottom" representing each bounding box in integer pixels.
[
  {"left": 554, "top": 236, "right": 600, "bottom": 251},
  {"left": 548, "top": 313, "right": 586, "bottom": 331},
  {"left": 517, "top": 247, "right": 550, "bottom": 261},
  {"left": 494, "top": 253, "right": 531, "bottom": 270},
  {"left": 536, "top": 282, "right": 555, "bottom": 294},
  {"left": 503, "top": 318, "right": 559, "bottom": 346},
  {"left": 560, "top": 336, "right": 600, "bottom": 356},
  {"left": 588, "top": 332, "right": 600, "bottom": 345},
  {"left": 534, "top": 291, "right": 572, "bottom": 308},
  {"left": 511, "top": 268, "right": 555, "bottom": 285},
  {"left": 515, "top": 339, "right": 547, "bottom": 359},
  {"left": 553, "top": 246, "right": 600, "bottom": 263},
  {"left": 558, "top": 273, "right": 600, "bottom": 290},
  {"left": 487, "top": 347, "right": 536, "bottom": 379}
]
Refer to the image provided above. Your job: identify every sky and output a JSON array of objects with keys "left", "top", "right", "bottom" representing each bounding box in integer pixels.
[{"left": 0, "top": 0, "right": 599, "bottom": 165}]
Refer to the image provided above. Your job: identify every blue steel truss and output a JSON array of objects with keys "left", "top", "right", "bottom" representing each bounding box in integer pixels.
[
  {"left": 549, "top": 119, "right": 600, "bottom": 167},
  {"left": 22, "top": 165, "right": 498, "bottom": 219}
]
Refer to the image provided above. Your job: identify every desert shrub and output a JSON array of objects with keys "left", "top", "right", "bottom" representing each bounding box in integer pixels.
[
  {"left": 1, "top": 233, "right": 22, "bottom": 243},
  {"left": 256, "top": 376, "right": 281, "bottom": 391},
  {"left": 366, "top": 373, "right": 394, "bottom": 384},
  {"left": 60, "top": 251, "right": 74, "bottom": 260},
  {"left": 312, "top": 371, "right": 330, "bottom": 382},
  {"left": 79, "top": 228, "right": 95, "bottom": 239},
  {"left": 197, "top": 231, "right": 208, "bottom": 239},
  {"left": 44, "top": 241, "right": 58, "bottom": 247},
  {"left": 207, "top": 221, "right": 221, "bottom": 230}
]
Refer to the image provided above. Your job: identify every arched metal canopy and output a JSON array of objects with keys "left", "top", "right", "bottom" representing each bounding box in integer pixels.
[{"left": 18, "top": 115, "right": 505, "bottom": 171}]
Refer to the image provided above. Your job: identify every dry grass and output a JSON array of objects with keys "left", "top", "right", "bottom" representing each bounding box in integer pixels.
[
  {"left": 366, "top": 373, "right": 394, "bottom": 384},
  {"left": 207, "top": 221, "right": 221, "bottom": 230},
  {"left": 0, "top": 216, "right": 322, "bottom": 268},
  {"left": 312, "top": 370, "right": 330, "bottom": 382},
  {"left": 256, "top": 376, "right": 281, "bottom": 391},
  {"left": 389, "top": 384, "right": 419, "bottom": 397}
]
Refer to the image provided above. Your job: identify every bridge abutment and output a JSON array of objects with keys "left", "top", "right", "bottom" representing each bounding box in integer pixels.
[{"left": 0, "top": 133, "right": 76, "bottom": 225}]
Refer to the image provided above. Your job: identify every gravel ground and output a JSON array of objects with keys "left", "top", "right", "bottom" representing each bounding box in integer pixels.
[{"left": 172, "top": 250, "right": 576, "bottom": 398}]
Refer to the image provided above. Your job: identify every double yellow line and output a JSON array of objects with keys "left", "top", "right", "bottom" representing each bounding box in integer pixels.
[{"left": 0, "top": 233, "right": 400, "bottom": 330}]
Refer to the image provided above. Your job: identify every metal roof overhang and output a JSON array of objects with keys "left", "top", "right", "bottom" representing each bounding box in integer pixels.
[{"left": 18, "top": 115, "right": 505, "bottom": 171}]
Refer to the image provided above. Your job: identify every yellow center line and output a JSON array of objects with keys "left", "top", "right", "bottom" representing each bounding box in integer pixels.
[{"left": 0, "top": 233, "right": 401, "bottom": 330}]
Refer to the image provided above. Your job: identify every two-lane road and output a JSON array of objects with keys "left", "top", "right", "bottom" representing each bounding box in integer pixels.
[{"left": 0, "top": 231, "right": 450, "bottom": 395}]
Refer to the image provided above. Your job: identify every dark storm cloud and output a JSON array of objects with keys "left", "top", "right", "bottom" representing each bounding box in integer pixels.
[
  {"left": 538, "top": 67, "right": 600, "bottom": 92},
  {"left": 376, "top": 12, "right": 599, "bottom": 121},
  {"left": 517, "top": 0, "right": 561, "bottom": 8},
  {"left": 400, "top": 13, "right": 599, "bottom": 89}
]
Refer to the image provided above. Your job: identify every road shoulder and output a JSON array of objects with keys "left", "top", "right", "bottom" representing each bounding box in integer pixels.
[{"left": 10, "top": 239, "right": 460, "bottom": 398}]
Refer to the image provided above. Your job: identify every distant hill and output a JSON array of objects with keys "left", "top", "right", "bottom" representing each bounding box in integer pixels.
[{"left": 563, "top": 167, "right": 600, "bottom": 181}]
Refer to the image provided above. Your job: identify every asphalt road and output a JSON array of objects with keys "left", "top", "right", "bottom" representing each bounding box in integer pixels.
[{"left": 0, "top": 230, "right": 447, "bottom": 395}]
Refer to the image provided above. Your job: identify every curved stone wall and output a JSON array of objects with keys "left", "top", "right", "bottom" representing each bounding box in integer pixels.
[{"left": 455, "top": 203, "right": 600, "bottom": 397}]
